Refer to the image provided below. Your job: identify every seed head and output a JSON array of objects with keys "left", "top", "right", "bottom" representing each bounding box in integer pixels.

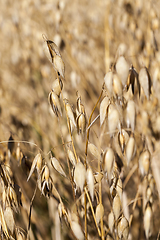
[
  {"left": 116, "top": 56, "right": 129, "bottom": 87},
  {"left": 100, "top": 96, "right": 109, "bottom": 126},
  {"left": 95, "top": 203, "right": 104, "bottom": 224},
  {"left": 74, "top": 162, "right": 86, "bottom": 192},
  {"left": 104, "top": 70, "right": 113, "bottom": 96},
  {"left": 117, "top": 216, "right": 129, "bottom": 240},
  {"left": 49, "top": 90, "right": 62, "bottom": 117}
]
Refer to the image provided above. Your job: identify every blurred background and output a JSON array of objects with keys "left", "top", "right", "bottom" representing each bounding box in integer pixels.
[{"left": 0, "top": 0, "right": 160, "bottom": 239}]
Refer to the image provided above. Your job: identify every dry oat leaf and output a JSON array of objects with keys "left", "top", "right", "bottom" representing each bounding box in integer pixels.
[
  {"left": 49, "top": 90, "right": 62, "bottom": 117},
  {"left": 0, "top": 204, "right": 10, "bottom": 239},
  {"left": 95, "top": 203, "right": 104, "bottom": 224},
  {"left": 108, "top": 104, "right": 121, "bottom": 135},
  {"left": 100, "top": 96, "right": 109, "bottom": 126},
  {"left": 51, "top": 157, "right": 66, "bottom": 178},
  {"left": 113, "top": 74, "right": 122, "bottom": 97},
  {"left": 52, "top": 77, "right": 63, "bottom": 97},
  {"left": 65, "top": 100, "right": 76, "bottom": 127},
  {"left": 103, "top": 148, "right": 115, "bottom": 183},
  {"left": 113, "top": 194, "right": 122, "bottom": 221},
  {"left": 88, "top": 142, "right": 101, "bottom": 159},
  {"left": 4, "top": 206, "right": 15, "bottom": 235},
  {"left": 144, "top": 201, "right": 153, "bottom": 239},
  {"left": 125, "top": 136, "right": 136, "bottom": 165},
  {"left": 139, "top": 150, "right": 150, "bottom": 176},
  {"left": 27, "top": 153, "right": 42, "bottom": 181},
  {"left": 108, "top": 211, "right": 114, "bottom": 233},
  {"left": 139, "top": 67, "right": 152, "bottom": 100},
  {"left": 126, "top": 100, "right": 136, "bottom": 132},
  {"left": 117, "top": 216, "right": 129, "bottom": 240},
  {"left": 67, "top": 149, "right": 76, "bottom": 167},
  {"left": 74, "top": 162, "right": 86, "bottom": 192},
  {"left": 70, "top": 220, "right": 84, "bottom": 240},
  {"left": 86, "top": 167, "right": 94, "bottom": 201},
  {"left": 116, "top": 56, "right": 129, "bottom": 86},
  {"left": 104, "top": 71, "right": 113, "bottom": 96}
]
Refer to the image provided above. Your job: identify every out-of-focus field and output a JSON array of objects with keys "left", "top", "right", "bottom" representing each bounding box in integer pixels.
[{"left": 0, "top": 0, "right": 160, "bottom": 240}]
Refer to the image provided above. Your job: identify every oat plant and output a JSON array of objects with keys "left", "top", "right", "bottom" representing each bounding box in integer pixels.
[{"left": 0, "top": 31, "right": 160, "bottom": 240}]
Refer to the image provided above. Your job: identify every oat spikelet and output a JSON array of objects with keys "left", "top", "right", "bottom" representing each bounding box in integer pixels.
[
  {"left": 74, "top": 162, "right": 86, "bottom": 192},
  {"left": 88, "top": 142, "right": 101, "bottom": 160},
  {"left": 104, "top": 70, "right": 113, "bottom": 96},
  {"left": 108, "top": 211, "right": 114, "bottom": 233},
  {"left": 126, "top": 100, "right": 136, "bottom": 132},
  {"left": 70, "top": 220, "right": 84, "bottom": 240},
  {"left": 108, "top": 104, "right": 121, "bottom": 135},
  {"left": 65, "top": 100, "right": 76, "bottom": 127},
  {"left": 103, "top": 148, "right": 115, "bottom": 183},
  {"left": 116, "top": 56, "right": 129, "bottom": 86},
  {"left": 27, "top": 153, "right": 42, "bottom": 181},
  {"left": 43, "top": 35, "right": 65, "bottom": 78},
  {"left": 86, "top": 167, "right": 94, "bottom": 201},
  {"left": 118, "top": 129, "right": 129, "bottom": 154},
  {"left": 139, "top": 67, "right": 152, "bottom": 100},
  {"left": 116, "top": 177, "right": 123, "bottom": 201},
  {"left": 52, "top": 77, "right": 63, "bottom": 97},
  {"left": 95, "top": 203, "right": 104, "bottom": 224},
  {"left": 113, "top": 74, "right": 122, "bottom": 97},
  {"left": 112, "top": 193, "right": 122, "bottom": 221},
  {"left": 4, "top": 206, "right": 15, "bottom": 235},
  {"left": 67, "top": 149, "right": 76, "bottom": 167},
  {"left": 100, "top": 96, "right": 109, "bottom": 126},
  {"left": 117, "top": 216, "right": 129, "bottom": 240},
  {"left": 77, "top": 113, "right": 86, "bottom": 139},
  {"left": 139, "top": 150, "right": 150, "bottom": 176},
  {"left": 51, "top": 157, "right": 66, "bottom": 178},
  {"left": 49, "top": 90, "right": 62, "bottom": 117},
  {"left": 144, "top": 202, "right": 153, "bottom": 239},
  {"left": 125, "top": 135, "right": 136, "bottom": 165}
]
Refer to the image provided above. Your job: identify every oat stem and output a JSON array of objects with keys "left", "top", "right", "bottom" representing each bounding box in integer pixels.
[
  {"left": 84, "top": 187, "right": 101, "bottom": 237},
  {"left": 85, "top": 84, "right": 104, "bottom": 162}
]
